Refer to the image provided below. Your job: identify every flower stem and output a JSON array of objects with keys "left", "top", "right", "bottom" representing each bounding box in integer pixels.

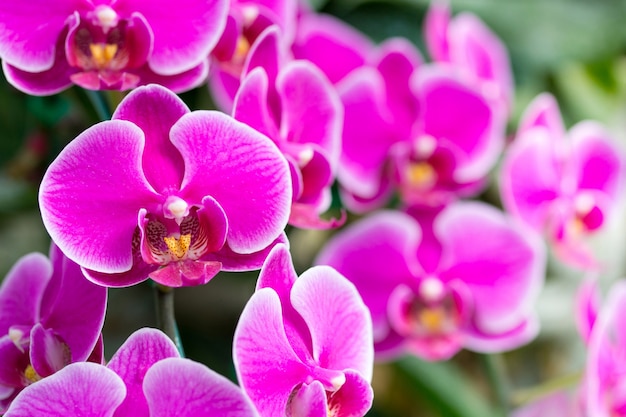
[
  {"left": 481, "top": 353, "right": 510, "bottom": 416},
  {"left": 84, "top": 90, "right": 112, "bottom": 120},
  {"left": 153, "top": 284, "right": 185, "bottom": 357}
]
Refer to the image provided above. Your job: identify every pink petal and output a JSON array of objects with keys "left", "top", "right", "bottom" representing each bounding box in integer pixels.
[
  {"left": 144, "top": 358, "right": 257, "bottom": 416},
  {"left": 233, "top": 67, "right": 280, "bottom": 139},
  {"left": 328, "top": 370, "right": 374, "bottom": 416},
  {"left": 29, "top": 324, "right": 70, "bottom": 378},
  {"left": 436, "top": 202, "right": 545, "bottom": 335},
  {"left": 287, "top": 380, "right": 327, "bottom": 417},
  {"left": 206, "top": 233, "right": 288, "bottom": 272},
  {"left": 517, "top": 93, "right": 566, "bottom": 140},
  {"left": 39, "top": 120, "right": 162, "bottom": 274},
  {"left": 463, "top": 315, "right": 540, "bottom": 353},
  {"left": 0, "top": 253, "right": 51, "bottom": 333},
  {"left": 4, "top": 363, "right": 125, "bottom": 417},
  {"left": 2, "top": 50, "right": 73, "bottom": 96},
  {"left": 243, "top": 25, "right": 284, "bottom": 88},
  {"left": 113, "top": 0, "right": 229, "bottom": 75},
  {"left": 0, "top": 337, "right": 28, "bottom": 388},
  {"left": 233, "top": 288, "right": 309, "bottom": 416},
  {"left": 576, "top": 277, "right": 600, "bottom": 344},
  {"left": 133, "top": 59, "right": 210, "bottom": 93},
  {"left": 107, "top": 328, "right": 179, "bottom": 417},
  {"left": 173, "top": 111, "right": 291, "bottom": 254},
  {"left": 424, "top": 0, "right": 451, "bottom": 62}
]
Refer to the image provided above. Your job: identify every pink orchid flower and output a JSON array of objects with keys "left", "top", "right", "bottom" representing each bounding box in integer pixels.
[
  {"left": 586, "top": 281, "right": 626, "bottom": 417},
  {"left": 0, "top": 244, "right": 106, "bottom": 412},
  {"left": 317, "top": 202, "right": 545, "bottom": 361},
  {"left": 232, "top": 26, "right": 344, "bottom": 228},
  {"left": 0, "top": 0, "right": 228, "bottom": 94},
  {"left": 4, "top": 328, "right": 258, "bottom": 417},
  {"left": 424, "top": 0, "right": 514, "bottom": 113},
  {"left": 39, "top": 84, "right": 292, "bottom": 288},
  {"left": 500, "top": 93, "right": 626, "bottom": 270},
  {"left": 233, "top": 244, "right": 374, "bottom": 416},
  {"left": 511, "top": 391, "right": 583, "bottom": 417}
]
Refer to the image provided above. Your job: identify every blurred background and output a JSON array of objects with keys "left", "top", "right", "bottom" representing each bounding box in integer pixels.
[{"left": 1, "top": 0, "right": 626, "bottom": 415}]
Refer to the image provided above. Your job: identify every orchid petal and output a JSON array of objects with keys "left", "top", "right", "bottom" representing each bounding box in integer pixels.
[
  {"left": 424, "top": 0, "right": 451, "bottom": 62},
  {"left": 0, "top": 337, "right": 27, "bottom": 388},
  {"left": 291, "top": 266, "right": 374, "bottom": 381},
  {"left": 134, "top": 59, "right": 210, "bottom": 94},
  {"left": 107, "top": 328, "right": 179, "bottom": 417},
  {"left": 4, "top": 363, "right": 125, "bottom": 417},
  {"left": 206, "top": 232, "right": 288, "bottom": 271},
  {"left": 39, "top": 120, "right": 162, "bottom": 274},
  {"left": 29, "top": 324, "right": 70, "bottom": 378},
  {"left": 464, "top": 315, "right": 539, "bottom": 353},
  {"left": 288, "top": 380, "right": 328, "bottom": 417},
  {"left": 174, "top": 111, "right": 291, "bottom": 254},
  {"left": 113, "top": 0, "right": 228, "bottom": 75},
  {"left": 243, "top": 25, "right": 283, "bottom": 87},
  {"left": 144, "top": 358, "right": 258, "bottom": 417},
  {"left": 233, "top": 288, "right": 309, "bottom": 416},
  {"left": 576, "top": 278, "right": 600, "bottom": 344},
  {"left": 2, "top": 55, "right": 73, "bottom": 96},
  {"left": 328, "top": 370, "right": 374, "bottom": 416},
  {"left": 112, "top": 84, "right": 189, "bottom": 194},
  {"left": 233, "top": 67, "right": 280, "bottom": 139},
  {"left": 517, "top": 93, "right": 565, "bottom": 140}
]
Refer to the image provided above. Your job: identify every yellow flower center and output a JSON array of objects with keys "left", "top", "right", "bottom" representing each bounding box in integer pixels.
[{"left": 163, "top": 234, "right": 192, "bottom": 260}]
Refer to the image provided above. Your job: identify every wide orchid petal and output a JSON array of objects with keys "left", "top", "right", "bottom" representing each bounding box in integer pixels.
[
  {"left": 292, "top": 12, "right": 371, "bottom": 84},
  {"left": 233, "top": 67, "right": 280, "bottom": 139},
  {"left": 112, "top": 84, "right": 189, "bottom": 194},
  {"left": 316, "top": 211, "right": 421, "bottom": 338},
  {"left": 2, "top": 55, "right": 73, "bottom": 97},
  {"left": 0, "top": 253, "right": 51, "bottom": 333},
  {"left": 174, "top": 111, "right": 291, "bottom": 254},
  {"left": 233, "top": 288, "right": 310, "bottom": 416},
  {"left": 107, "top": 328, "right": 179, "bottom": 417},
  {"left": 144, "top": 358, "right": 258, "bottom": 417},
  {"left": 243, "top": 25, "right": 283, "bottom": 88},
  {"left": 291, "top": 266, "right": 374, "bottom": 381},
  {"left": 500, "top": 129, "right": 561, "bottom": 230},
  {"left": 39, "top": 245, "right": 106, "bottom": 362},
  {"left": 113, "top": 0, "right": 228, "bottom": 75},
  {"left": 4, "top": 363, "right": 126, "bottom": 417},
  {"left": 0, "top": 0, "right": 84, "bottom": 72},
  {"left": 39, "top": 120, "right": 162, "bottom": 274},
  {"left": 277, "top": 60, "right": 342, "bottom": 163},
  {"left": 436, "top": 202, "right": 545, "bottom": 334}
]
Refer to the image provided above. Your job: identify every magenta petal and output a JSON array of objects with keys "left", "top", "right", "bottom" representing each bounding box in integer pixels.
[
  {"left": 114, "top": 0, "right": 229, "bottom": 75},
  {"left": 329, "top": 370, "right": 374, "bottom": 416},
  {"left": 233, "top": 67, "right": 280, "bottom": 139},
  {"left": 39, "top": 245, "right": 106, "bottom": 362},
  {"left": 291, "top": 266, "right": 374, "bottom": 381},
  {"left": 424, "top": 0, "right": 450, "bottom": 62},
  {"left": 233, "top": 288, "right": 309, "bottom": 416},
  {"left": 107, "top": 328, "right": 179, "bottom": 417},
  {"left": 149, "top": 260, "right": 222, "bottom": 287},
  {"left": 174, "top": 111, "right": 291, "bottom": 254},
  {"left": 133, "top": 59, "right": 210, "bottom": 93},
  {"left": 0, "top": 337, "right": 27, "bottom": 387},
  {"left": 39, "top": 120, "right": 162, "bottom": 274},
  {"left": 29, "top": 324, "right": 70, "bottom": 378},
  {"left": 576, "top": 278, "right": 600, "bottom": 344},
  {"left": 4, "top": 363, "right": 125, "bottom": 417},
  {"left": 144, "top": 358, "right": 257, "bottom": 417},
  {"left": 243, "top": 25, "right": 283, "bottom": 87},
  {"left": 0, "top": 1, "right": 81, "bottom": 72},
  {"left": 3, "top": 57, "right": 73, "bottom": 96},
  {"left": 436, "top": 202, "right": 545, "bottom": 334},
  {"left": 0, "top": 253, "right": 51, "bottom": 332},
  {"left": 206, "top": 232, "right": 288, "bottom": 272},
  {"left": 464, "top": 315, "right": 539, "bottom": 353},
  {"left": 289, "top": 203, "right": 346, "bottom": 230},
  {"left": 112, "top": 84, "right": 189, "bottom": 194},
  {"left": 517, "top": 93, "right": 565, "bottom": 140},
  {"left": 316, "top": 211, "right": 420, "bottom": 341},
  {"left": 288, "top": 380, "right": 327, "bottom": 417}
]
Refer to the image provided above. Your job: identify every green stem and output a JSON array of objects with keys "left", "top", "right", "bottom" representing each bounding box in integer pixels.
[
  {"left": 84, "top": 90, "right": 112, "bottom": 120},
  {"left": 510, "top": 371, "right": 583, "bottom": 407},
  {"left": 153, "top": 284, "right": 185, "bottom": 357},
  {"left": 481, "top": 353, "right": 510, "bottom": 416}
]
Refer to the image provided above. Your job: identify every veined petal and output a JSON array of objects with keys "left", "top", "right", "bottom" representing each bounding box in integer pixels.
[
  {"left": 39, "top": 244, "right": 106, "bottom": 363},
  {"left": 436, "top": 202, "right": 545, "bottom": 334},
  {"left": 315, "top": 211, "right": 420, "bottom": 344},
  {"left": 291, "top": 266, "right": 374, "bottom": 381},
  {"left": 0, "top": 0, "right": 86, "bottom": 72},
  {"left": 2, "top": 50, "right": 73, "bottom": 96},
  {"left": 174, "top": 111, "right": 291, "bottom": 254},
  {"left": 113, "top": 0, "right": 229, "bottom": 75},
  {"left": 287, "top": 380, "right": 327, "bottom": 417},
  {"left": 145, "top": 358, "right": 258, "bottom": 417},
  {"left": 112, "top": 84, "right": 189, "bottom": 194},
  {"left": 233, "top": 67, "right": 280, "bottom": 139},
  {"left": 4, "top": 363, "right": 125, "bottom": 417},
  {"left": 107, "top": 328, "right": 179, "bottom": 417},
  {"left": 328, "top": 370, "right": 374, "bottom": 416},
  {"left": 233, "top": 288, "right": 309, "bottom": 416},
  {"left": 0, "top": 253, "right": 51, "bottom": 333},
  {"left": 39, "top": 120, "right": 162, "bottom": 274}
]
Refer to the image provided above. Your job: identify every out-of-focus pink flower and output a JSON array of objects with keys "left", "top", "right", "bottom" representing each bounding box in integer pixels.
[
  {"left": 316, "top": 202, "right": 545, "bottom": 361},
  {"left": 511, "top": 391, "right": 583, "bottom": 417},
  {"left": 4, "top": 328, "right": 258, "bottom": 417},
  {"left": 424, "top": 0, "right": 514, "bottom": 114},
  {"left": 209, "top": 0, "right": 297, "bottom": 111},
  {"left": 586, "top": 281, "right": 626, "bottom": 417},
  {"left": 233, "top": 26, "right": 344, "bottom": 229},
  {"left": 39, "top": 84, "right": 292, "bottom": 288},
  {"left": 234, "top": 244, "right": 374, "bottom": 416},
  {"left": 500, "top": 93, "right": 626, "bottom": 270},
  {"left": 0, "top": 244, "right": 106, "bottom": 412},
  {"left": 0, "top": 0, "right": 228, "bottom": 94}
]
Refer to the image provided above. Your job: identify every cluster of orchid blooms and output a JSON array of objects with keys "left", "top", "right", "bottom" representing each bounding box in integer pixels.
[{"left": 0, "top": 0, "right": 625, "bottom": 416}]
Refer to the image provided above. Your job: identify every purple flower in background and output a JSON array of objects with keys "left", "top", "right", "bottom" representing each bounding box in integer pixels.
[
  {"left": 500, "top": 93, "right": 626, "bottom": 270},
  {"left": 234, "top": 244, "right": 374, "bottom": 416},
  {"left": 317, "top": 202, "right": 545, "bottom": 361},
  {"left": 424, "top": 0, "right": 514, "bottom": 113},
  {"left": 0, "top": 0, "right": 228, "bottom": 94},
  {"left": 210, "top": 0, "right": 297, "bottom": 111},
  {"left": 4, "top": 328, "right": 258, "bottom": 417},
  {"left": 586, "top": 281, "right": 626, "bottom": 417},
  {"left": 0, "top": 244, "right": 106, "bottom": 412},
  {"left": 39, "top": 84, "right": 292, "bottom": 288},
  {"left": 233, "top": 26, "right": 344, "bottom": 229}
]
